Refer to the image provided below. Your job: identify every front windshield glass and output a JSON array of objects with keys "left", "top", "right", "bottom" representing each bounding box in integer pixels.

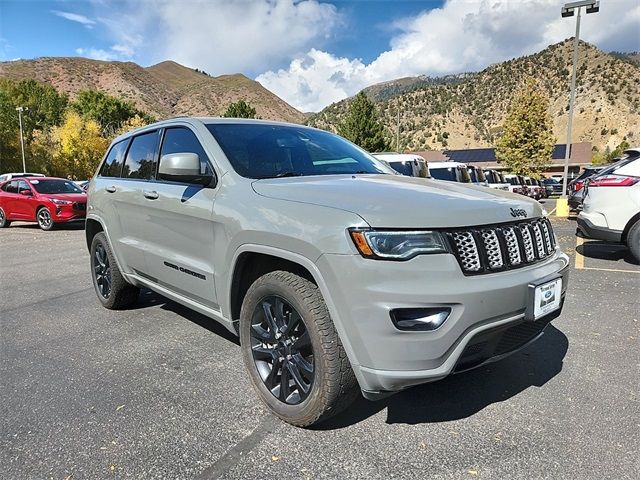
[
  {"left": 30, "top": 179, "right": 83, "bottom": 194},
  {"left": 476, "top": 168, "right": 486, "bottom": 182},
  {"left": 389, "top": 161, "right": 414, "bottom": 176},
  {"left": 206, "top": 124, "right": 390, "bottom": 179},
  {"left": 458, "top": 167, "right": 471, "bottom": 183},
  {"left": 467, "top": 168, "right": 478, "bottom": 182},
  {"left": 506, "top": 177, "right": 519, "bottom": 185}
]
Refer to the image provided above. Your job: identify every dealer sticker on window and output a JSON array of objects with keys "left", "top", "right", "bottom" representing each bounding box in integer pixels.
[{"left": 533, "top": 278, "right": 562, "bottom": 320}]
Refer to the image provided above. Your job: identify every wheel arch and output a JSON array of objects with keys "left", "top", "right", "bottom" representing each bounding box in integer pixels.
[
  {"left": 227, "top": 244, "right": 363, "bottom": 386},
  {"left": 622, "top": 212, "right": 640, "bottom": 244},
  {"left": 85, "top": 217, "right": 104, "bottom": 251}
]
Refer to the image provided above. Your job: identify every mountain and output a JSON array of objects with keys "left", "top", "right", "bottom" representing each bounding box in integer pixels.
[
  {"left": 0, "top": 57, "right": 304, "bottom": 123},
  {"left": 309, "top": 40, "right": 640, "bottom": 153}
]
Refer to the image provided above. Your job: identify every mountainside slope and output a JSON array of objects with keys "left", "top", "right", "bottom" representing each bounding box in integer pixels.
[
  {"left": 0, "top": 57, "right": 304, "bottom": 123},
  {"left": 309, "top": 40, "right": 640, "bottom": 153}
]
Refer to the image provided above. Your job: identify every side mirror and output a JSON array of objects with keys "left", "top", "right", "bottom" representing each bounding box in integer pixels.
[
  {"left": 19, "top": 189, "right": 32, "bottom": 196},
  {"left": 158, "top": 153, "right": 214, "bottom": 186}
]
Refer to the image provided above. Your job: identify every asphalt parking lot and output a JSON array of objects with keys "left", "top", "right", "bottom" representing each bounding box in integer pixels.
[{"left": 1, "top": 200, "right": 639, "bottom": 479}]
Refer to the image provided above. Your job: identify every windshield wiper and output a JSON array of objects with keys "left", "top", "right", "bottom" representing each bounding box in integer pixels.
[{"left": 274, "top": 171, "right": 304, "bottom": 178}]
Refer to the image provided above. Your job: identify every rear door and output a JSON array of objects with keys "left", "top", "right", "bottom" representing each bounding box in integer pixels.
[
  {"left": 113, "top": 130, "right": 161, "bottom": 275},
  {"left": 15, "top": 180, "right": 36, "bottom": 219},
  {"left": 142, "top": 126, "right": 219, "bottom": 308}
]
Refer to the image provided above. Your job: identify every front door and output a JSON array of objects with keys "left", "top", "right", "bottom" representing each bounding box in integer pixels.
[{"left": 142, "top": 126, "right": 219, "bottom": 308}]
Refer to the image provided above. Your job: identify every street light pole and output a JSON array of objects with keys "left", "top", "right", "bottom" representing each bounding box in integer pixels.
[
  {"left": 16, "top": 106, "right": 28, "bottom": 173},
  {"left": 557, "top": 0, "right": 599, "bottom": 217}
]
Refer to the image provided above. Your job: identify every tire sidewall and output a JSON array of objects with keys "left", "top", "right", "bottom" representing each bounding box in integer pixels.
[
  {"left": 239, "top": 273, "right": 328, "bottom": 424},
  {"left": 628, "top": 220, "right": 640, "bottom": 261},
  {"left": 0, "top": 207, "right": 8, "bottom": 228},
  {"left": 90, "top": 232, "right": 114, "bottom": 308},
  {"left": 37, "top": 206, "right": 54, "bottom": 231}
]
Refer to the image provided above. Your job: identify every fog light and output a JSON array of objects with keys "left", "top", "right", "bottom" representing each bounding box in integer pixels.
[{"left": 390, "top": 308, "right": 451, "bottom": 331}]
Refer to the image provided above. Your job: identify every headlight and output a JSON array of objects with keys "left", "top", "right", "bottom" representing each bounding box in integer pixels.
[
  {"left": 50, "top": 198, "right": 72, "bottom": 205},
  {"left": 349, "top": 229, "right": 448, "bottom": 260}
]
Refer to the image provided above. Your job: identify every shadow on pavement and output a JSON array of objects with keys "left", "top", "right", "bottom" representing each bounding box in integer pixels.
[
  {"left": 8, "top": 221, "right": 85, "bottom": 231},
  {"left": 133, "top": 288, "right": 240, "bottom": 345},
  {"left": 577, "top": 241, "right": 638, "bottom": 265},
  {"left": 318, "top": 325, "right": 568, "bottom": 429}
]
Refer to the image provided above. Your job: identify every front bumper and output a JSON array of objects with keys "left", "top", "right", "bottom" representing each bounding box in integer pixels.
[
  {"left": 49, "top": 203, "right": 87, "bottom": 223},
  {"left": 316, "top": 250, "right": 569, "bottom": 395}
]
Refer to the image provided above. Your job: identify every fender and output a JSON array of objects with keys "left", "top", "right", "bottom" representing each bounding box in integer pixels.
[
  {"left": 228, "top": 244, "right": 365, "bottom": 385},
  {"left": 85, "top": 213, "right": 131, "bottom": 284}
]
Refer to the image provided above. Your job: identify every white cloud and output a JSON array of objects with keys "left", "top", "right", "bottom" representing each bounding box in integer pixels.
[
  {"left": 257, "top": 0, "right": 640, "bottom": 112},
  {"left": 52, "top": 10, "right": 96, "bottom": 28}
]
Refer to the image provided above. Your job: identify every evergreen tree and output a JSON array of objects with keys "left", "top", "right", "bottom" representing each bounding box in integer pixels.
[
  {"left": 495, "top": 78, "right": 555, "bottom": 176},
  {"left": 223, "top": 99, "right": 257, "bottom": 118},
  {"left": 338, "top": 92, "right": 390, "bottom": 152}
]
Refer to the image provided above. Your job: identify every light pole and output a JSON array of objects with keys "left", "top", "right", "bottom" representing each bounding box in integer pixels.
[
  {"left": 16, "top": 106, "right": 28, "bottom": 173},
  {"left": 557, "top": 0, "right": 599, "bottom": 217}
]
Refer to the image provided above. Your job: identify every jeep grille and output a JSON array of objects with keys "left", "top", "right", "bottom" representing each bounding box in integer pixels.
[{"left": 446, "top": 218, "right": 556, "bottom": 275}]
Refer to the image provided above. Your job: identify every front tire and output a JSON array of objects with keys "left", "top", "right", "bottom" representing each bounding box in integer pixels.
[
  {"left": 627, "top": 220, "right": 640, "bottom": 262},
  {"left": 36, "top": 206, "right": 54, "bottom": 231},
  {"left": 239, "top": 271, "right": 358, "bottom": 427},
  {"left": 90, "top": 232, "right": 139, "bottom": 309},
  {"left": 0, "top": 207, "right": 10, "bottom": 228}
]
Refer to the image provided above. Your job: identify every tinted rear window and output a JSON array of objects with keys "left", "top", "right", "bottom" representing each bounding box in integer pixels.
[
  {"left": 100, "top": 140, "right": 129, "bottom": 177},
  {"left": 430, "top": 167, "right": 457, "bottom": 181},
  {"left": 123, "top": 131, "right": 159, "bottom": 180}
]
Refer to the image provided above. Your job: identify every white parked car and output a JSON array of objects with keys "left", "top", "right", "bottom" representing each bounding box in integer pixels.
[
  {"left": 372, "top": 153, "right": 430, "bottom": 178},
  {"left": 0, "top": 172, "right": 45, "bottom": 182},
  {"left": 428, "top": 161, "right": 471, "bottom": 183},
  {"left": 577, "top": 149, "right": 640, "bottom": 261},
  {"left": 484, "top": 169, "right": 510, "bottom": 191}
]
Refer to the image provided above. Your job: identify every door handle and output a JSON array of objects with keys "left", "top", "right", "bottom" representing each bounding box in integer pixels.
[
  {"left": 143, "top": 190, "right": 159, "bottom": 200},
  {"left": 105, "top": 185, "right": 116, "bottom": 193}
]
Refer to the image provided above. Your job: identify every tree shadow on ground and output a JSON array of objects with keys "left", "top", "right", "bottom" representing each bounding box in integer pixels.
[{"left": 317, "top": 325, "right": 568, "bottom": 429}]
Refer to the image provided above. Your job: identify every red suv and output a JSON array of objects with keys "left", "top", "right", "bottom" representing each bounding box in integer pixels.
[{"left": 0, "top": 177, "right": 87, "bottom": 230}]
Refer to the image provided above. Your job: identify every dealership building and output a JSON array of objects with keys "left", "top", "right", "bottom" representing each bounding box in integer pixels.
[{"left": 413, "top": 142, "right": 593, "bottom": 177}]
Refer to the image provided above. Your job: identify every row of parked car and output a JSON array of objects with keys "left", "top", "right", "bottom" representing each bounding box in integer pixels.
[{"left": 372, "top": 153, "right": 559, "bottom": 200}]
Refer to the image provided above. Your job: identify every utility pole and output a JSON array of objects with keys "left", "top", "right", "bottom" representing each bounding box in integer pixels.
[
  {"left": 16, "top": 106, "right": 28, "bottom": 173},
  {"left": 557, "top": 0, "right": 599, "bottom": 217},
  {"left": 396, "top": 98, "right": 400, "bottom": 152}
]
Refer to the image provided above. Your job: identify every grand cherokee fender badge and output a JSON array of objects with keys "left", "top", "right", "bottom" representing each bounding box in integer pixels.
[
  {"left": 510, "top": 208, "right": 527, "bottom": 218},
  {"left": 164, "top": 261, "right": 206, "bottom": 280}
]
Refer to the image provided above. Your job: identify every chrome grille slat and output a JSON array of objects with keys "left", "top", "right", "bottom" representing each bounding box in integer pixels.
[
  {"left": 451, "top": 218, "right": 555, "bottom": 275},
  {"left": 481, "top": 229, "right": 503, "bottom": 269}
]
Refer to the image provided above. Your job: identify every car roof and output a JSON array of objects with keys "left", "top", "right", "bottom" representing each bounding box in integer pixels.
[
  {"left": 428, "top": 161, "right": 467, "bottom": 168},
  {"left": 373, "top": 153, "right": 425, "bottom": 162},
  {"left": 110, "top": 116, "right": 316, "bottom": 144}
]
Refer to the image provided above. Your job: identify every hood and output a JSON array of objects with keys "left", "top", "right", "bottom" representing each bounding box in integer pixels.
[
  {"left": 42, "top": 193, "right": 87, "bottom": 202},
  {"left": 252, "top": 174, "right": 543, "bottom": 228}
]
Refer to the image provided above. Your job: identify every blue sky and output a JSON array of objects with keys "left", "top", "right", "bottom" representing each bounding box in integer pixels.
[{"left": 1, "top": 0, "right": 638, "bottom": 111}]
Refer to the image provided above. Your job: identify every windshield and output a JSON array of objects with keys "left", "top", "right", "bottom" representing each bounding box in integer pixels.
[
  {"left": 458, "top": 167, "right": 471, "bottom": 183},
  {"left": 506, "top": 177, "right": 519, "bottom": 185},
  {"left": 467, "top": 168, "right": 478, "bottom": 182},
  {"left": 388, "top": 161, "right": 414, "bottom": 177},
  {"left": 30, "top": 179, "right": 83, "bottom": 194},
  {"left": 206, "top": 124, "right": 391, "bottom": 179},
  {"left": 476, "top": 168, "right": 486, "bottom": 182}
]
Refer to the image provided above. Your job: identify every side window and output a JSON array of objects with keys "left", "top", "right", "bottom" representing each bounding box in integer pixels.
[
  {"left": 99, "top": 140, "right": 129, "bottom": 177},
  {"left": 6, "top": 181, "right": 19, "bottom": 194},
  {"left": 17, "top": 180, "right": 31, "bottom": 193},
  {"left": 160, "top": 127, "right": 213, "bottom": 177},
  {"left": 122, "top": 131, "right": 159, "bottom": 180}
]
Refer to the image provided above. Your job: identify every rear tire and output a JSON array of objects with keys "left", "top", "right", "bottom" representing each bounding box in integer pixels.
[
  {"left": 0, "top": 207, "right": 10, "bottom": 228},
  {"left": 239, "top": 270, "right": 358, "bottom": 427},
  {"left": 90, "top": 232, "right": 139, "bottom": 309},
  {"left": 36, "top": 206, "right": 54, "bottom": 231},
  {"left": 627, "top": 220, "right": 640, "bottom": 262}
]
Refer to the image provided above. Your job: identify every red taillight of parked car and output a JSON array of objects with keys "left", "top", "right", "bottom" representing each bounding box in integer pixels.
[
  {"left": 573, "top": 180, "right": 584, "bottom": 192},
  {"left": 589, "top": 175, "right": 640, "bottom": 187}
]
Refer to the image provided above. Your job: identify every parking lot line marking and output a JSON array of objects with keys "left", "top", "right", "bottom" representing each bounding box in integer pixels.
[
  {"left": 547, "top": 207, "right": 557, "bottom": 216},
  {"left": 575, "top": 236, "right": 584, "bottom": 270},
  {"left": 581, "top": 266, "right": 640, "bottom": 274}
]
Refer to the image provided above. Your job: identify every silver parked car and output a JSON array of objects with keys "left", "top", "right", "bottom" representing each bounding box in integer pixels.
[{"left": 86, "top": 118, "right": 569, "bottom": 426}]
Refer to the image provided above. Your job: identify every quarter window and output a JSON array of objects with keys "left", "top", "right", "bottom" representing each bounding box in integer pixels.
[
  {"left": 100, "top": 140, "right": 129, "bottom": 177},
  {"left": 123, "top": 131, "right": 159, "bottom": 180},
  {"left": 160, "top": 127, "right": 212, "bottom": 176}
]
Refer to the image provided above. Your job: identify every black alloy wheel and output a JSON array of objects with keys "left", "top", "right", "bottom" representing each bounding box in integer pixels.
[
  {"left": 93, "top": 242, "right": 112, "bottom": 299},
  {"left": 249, "top": 295, "right": 314, "bottom": 405}
]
